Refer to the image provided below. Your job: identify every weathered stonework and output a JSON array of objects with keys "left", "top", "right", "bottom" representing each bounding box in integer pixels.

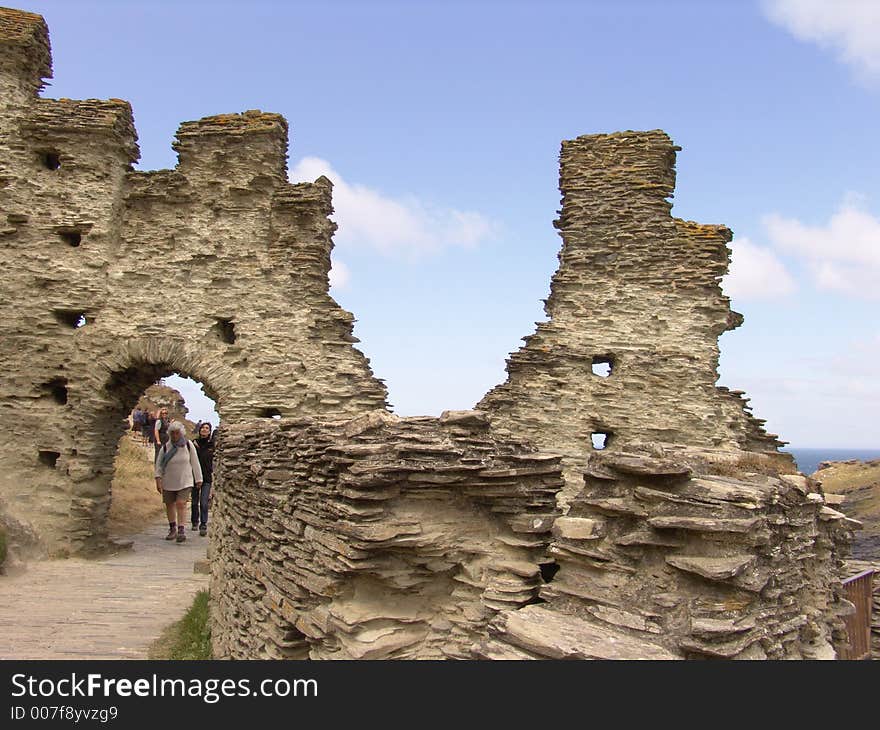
[
  {"left": 213, "top": 417, "right": 853, "bottom": 660},
  {"left": 0, "top": 9, "right": 387, "bottom": 556},
  {"left": 479, "top": 131, "right": 784, "bottom": 503},
  {"left": 211, "top": 411, "right": 563, "bottom": 659},
  {"left": 1, "top": 8, "right": 854, "bottom": 660},
  {"left": 479, "top": 449, "right": 853, "bottom": 659}
]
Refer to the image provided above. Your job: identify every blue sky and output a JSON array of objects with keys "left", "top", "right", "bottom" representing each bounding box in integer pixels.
[{"left": 14, "top": 0, "right": 880, "bottom": 447}]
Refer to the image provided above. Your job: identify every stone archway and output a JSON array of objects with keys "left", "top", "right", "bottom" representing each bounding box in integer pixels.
[
  {"left": 79, "top": 339, "right": 234, "bottom": 551},
  {"left": 0, "top": 13, "right": 390, "bottom": 556}
]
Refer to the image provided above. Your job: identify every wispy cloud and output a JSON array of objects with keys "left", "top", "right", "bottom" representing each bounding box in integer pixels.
[
  {"left": 290, "top": 157, "right": 496, "bottom": 259},
  {"left": 763, "top": 195, "right": 880, "bottom": 298},
  {"left": 723, "top": 236, "right": 797, "bottom": 300},
  {"left": 762, "top": 0, "right": 880, "bottom": 81}
]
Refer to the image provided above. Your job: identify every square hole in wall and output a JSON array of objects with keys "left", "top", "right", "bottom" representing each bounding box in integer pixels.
[
  {"left": 591, "top": 355, "right": 614, "bottom": 377},
  {"left": 212, "top": 317, "right": 236, "bottom": 344},
  {"left": 41, "top": 377, "right": 69, "bottom": 404},
  {"left": 59, "top": 230, "right": 82, "bottom": 247},
  {"left": 53, "top": 310, "right": 87, "bottom": 328},
  {"left": 259, "top": 408, "right": 282, "bottom": 420},
  {"left": 39, "top": 151, "right": 61, "bottom": 170},
  {"left": 38, "top": 450, "right": 60, "bottom": 468},
  {"left": 591, "top": 432, "right": 612, "bottom": 450}
]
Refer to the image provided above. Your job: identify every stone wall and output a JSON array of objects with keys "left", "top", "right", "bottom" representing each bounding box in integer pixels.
[
  {"left": 0, "top": 9, "right": 387, "bottom": 556},
  {"left": 479, "top": 131, "right": 784, "bottom": 503},
  {"left": 211, "top": 411, "right": 563, "bottom": 659},
  {"left": 212, "top": 415, "right": 853, "bottom": 659}
]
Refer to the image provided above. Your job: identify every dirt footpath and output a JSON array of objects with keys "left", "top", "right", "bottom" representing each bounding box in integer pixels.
[{"left": 0, "top": 519, "right": 208, "bottom": 659}]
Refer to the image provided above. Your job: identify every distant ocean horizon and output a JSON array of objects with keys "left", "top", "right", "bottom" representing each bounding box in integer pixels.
[{"left": 783, "top": 448, "right": 880, "bottom": 476}]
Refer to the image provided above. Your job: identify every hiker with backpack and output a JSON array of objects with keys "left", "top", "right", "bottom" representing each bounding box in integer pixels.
[{"left": 154, "top": 420, "right": 202, "bottom": 543}]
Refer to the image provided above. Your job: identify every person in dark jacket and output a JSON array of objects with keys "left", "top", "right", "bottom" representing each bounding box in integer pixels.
[{"left": 191, "top": 422, "right": 215, "bottom": 536}]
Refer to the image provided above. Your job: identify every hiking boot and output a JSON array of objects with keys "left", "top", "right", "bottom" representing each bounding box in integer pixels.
[
  {"left": 176, "top": 530, "right": 187, "bottom": 543},
  {"left": 165, "top": 526, "right": 176, "bottom": 541},
  {"left": 199, "top": 525, "right": 207, "bottom": 537}
]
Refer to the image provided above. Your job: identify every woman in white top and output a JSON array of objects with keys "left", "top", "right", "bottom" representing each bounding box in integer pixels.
[{"left": 154, "top": 421, "right": 203, "bottom": 543}]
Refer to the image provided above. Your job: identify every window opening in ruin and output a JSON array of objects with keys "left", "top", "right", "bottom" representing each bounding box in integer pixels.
[
  {"left": 591, "top": 356, "right": 614, "bottom": 377},
  {"left": 41, "top": 377, "right": 69, "bottom": 404},
  {"left": 108, "top": 373, "right": 219, "bottom": 541},
  {"left": 38, "top": 450, "right": 60, "bottom": 468},
  {"left": 40, "top": 151, "right": 61, "bottom": 170},
  {"left": 539, "top": 561, "right": 560, "bottom": 583},
  {"left": 212, "top": 318, "right": 236, "bottom": 344},
  {"left": 54, "top": 310, "right": 87, "bottom": 328},
  {"left": 59, "top": 230, "right": 82, "bottom": 247},
  {"left": 259, "top": 408, "right": 282, "bottom": 420},
  {"left": 591, "top": 431, "right": 612, "bottom": 450}
]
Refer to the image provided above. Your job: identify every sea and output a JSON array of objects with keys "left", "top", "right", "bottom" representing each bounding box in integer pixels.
[{"left": 783, "top": 448, "right": 880, "bottom": 476}]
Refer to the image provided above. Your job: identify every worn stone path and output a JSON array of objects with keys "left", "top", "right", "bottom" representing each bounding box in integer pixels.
[{"left": 0, "top": 520, "right": 209, "bottom": 659}]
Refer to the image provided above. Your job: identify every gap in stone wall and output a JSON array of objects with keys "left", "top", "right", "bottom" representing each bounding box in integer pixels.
[
  {"left": 53, "top": 310, "right": 87, "bottom": 328},
  {"left": 212, "top": 318, "right": 236, "bottom": 344},
  {"left": 591, "top": 355, "right": 614, "bottom": 377},
  {"left": 58, "top": 230, "right": 82, "bottom": 247},
  {"left": 39, "top": 150, "right": 60, "bottom": 170},
  {"left": 108, "top": 373, "right": 219, "bottom": 539},
  {"left": 40, "top": 377, "right": 68, "bottom": 404},
  {"left": 38, "top": 450, "right": 60, "bottom": 468}
]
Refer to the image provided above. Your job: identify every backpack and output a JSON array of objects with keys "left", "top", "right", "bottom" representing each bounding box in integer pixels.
[{"left": 161, "top": 440, "right": 195, "bottom": 460}]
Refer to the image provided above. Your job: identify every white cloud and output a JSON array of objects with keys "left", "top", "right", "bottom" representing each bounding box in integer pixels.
[
  {"left": 763, "top": 197, "right": 880, "bottom": 298},
  {"left": 290, "top": 157, "right": 496, "bottom": 258},
  {"left": 763, "top": 0, "right": 880, "bottom": 80},
  {"left": 328, "top": 259, "right": 350, "bottom": 290},
  {"left": 723, "top": 236, "right": 797, "bottom": 300}
]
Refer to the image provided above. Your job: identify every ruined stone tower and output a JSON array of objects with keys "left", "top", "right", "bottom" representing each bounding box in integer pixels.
[
  {"left": 480, "top": 131, "right": 784, "bottom": 501},
  {"left": 0, "top": 8, "right": 387, "bottom": 556}
]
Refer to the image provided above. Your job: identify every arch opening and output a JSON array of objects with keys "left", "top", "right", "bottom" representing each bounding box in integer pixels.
[{"left": 99, "top": 363, "right": 221, "bottom": 548}]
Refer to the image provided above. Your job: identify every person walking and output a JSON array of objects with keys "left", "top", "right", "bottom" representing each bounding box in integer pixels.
[
  {"left": 154, "top": 421, "right": 202, "bottom": 543},
  {"left": 132, "top": 406, "right": 144, "bottom": 435},
  {"left": 191, "top": 422, "right": 215, "bottom": 536},
  {"left": 141, "top": 409, "right": 153, "bottom": 445},
  {"left": 153, "top": 406, "right": 170, "bottom": 458}
]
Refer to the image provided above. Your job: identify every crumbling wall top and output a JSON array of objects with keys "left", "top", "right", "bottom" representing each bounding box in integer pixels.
[
  {"left": 0, "top": 7, "right": 50, "bottom": 85},
  {"left": 174, "top": 110, "right": 288, "bottom": 139}
]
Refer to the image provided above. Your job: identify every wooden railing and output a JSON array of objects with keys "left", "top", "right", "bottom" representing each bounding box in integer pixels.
[{"left": 840, "top": 569, "right": 875, "bottom": 660}]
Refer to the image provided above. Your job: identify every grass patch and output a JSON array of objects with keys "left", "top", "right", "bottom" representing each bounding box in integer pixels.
[
  {"left": 149, "top": 590, "right": 212, "bottom": 660},
  {"left": 108, "top": 434, "right": 166, "bottom": 535},
  {"left": 703, "top": 451, "right": 798, "bottom": 478}
]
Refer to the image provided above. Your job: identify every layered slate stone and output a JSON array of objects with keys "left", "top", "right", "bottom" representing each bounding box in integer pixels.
[
  {"left": 210, "top": 411, "right": 563, "bottom": 660},
  {"left": 0, "top": 10, "right": 387, "bottom": 556},
  {"left": 478, "top": 448, "right": 854, "bottom": 660},
  {"left": 479, "top": 131, "right": 786, "bottom": 504}
]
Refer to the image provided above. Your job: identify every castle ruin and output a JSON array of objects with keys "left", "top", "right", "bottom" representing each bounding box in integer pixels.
[{"left": 0, "top": 8, "right": 857, "bottom": 659}]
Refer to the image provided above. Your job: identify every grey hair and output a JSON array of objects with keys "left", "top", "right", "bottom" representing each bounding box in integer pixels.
[{"left": 168, "top": 420, "right": 186, "bottom": 435}]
